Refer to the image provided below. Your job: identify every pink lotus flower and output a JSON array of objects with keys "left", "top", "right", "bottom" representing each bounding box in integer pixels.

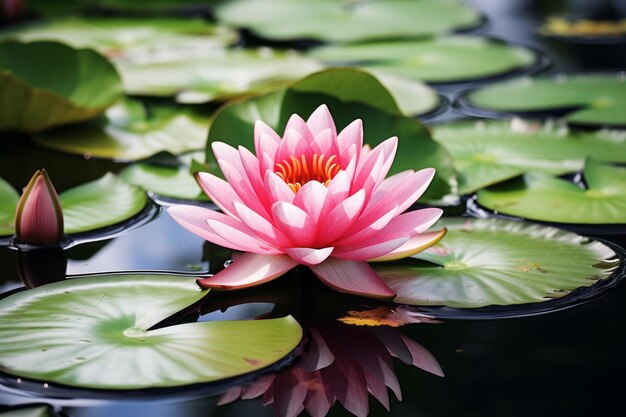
[
  {"left": 168, "top": 105, "right": 443, "bottom": 299},
  {"left": 14, "top": 169, "right": 64, "bottom": 245}
]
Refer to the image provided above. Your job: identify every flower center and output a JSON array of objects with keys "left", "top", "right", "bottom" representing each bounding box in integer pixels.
[{"left": 275, "top": 154, "right": 341, "bottom": 192}]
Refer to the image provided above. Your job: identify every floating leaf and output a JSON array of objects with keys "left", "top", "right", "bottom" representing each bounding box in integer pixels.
[
  {"left": 465, "top": 73, "right": 626, "bottom": 127},
  {"left": 477, "top": 160, "right": 626, "bottom": 224},
  {"left": 119, "top": 152, "right": 208, "bottom": 201},
  {"left": 216, "top": 0, "right": 481, "bottom": 43},
  {"left": 33, "top": 99, "right": 210, "bottom": 161},
  {"left": 373, "top": 71, "right": 440, "bottom": 116},
  {"left": 61, "top": 173, "right": 147, "bottom": 234},
  {"left": 433, "top": 119, "right": 626, "bottom": 194},
  {"left": 0, "top": 41, "right": 122, "bottom": 133},
  {"left": 0, "top": 17, "right": 235, "bottom": 61},
  {"left": 207, "top": 69, "right": 456, "bottom": 202},
  {"left": 0, "top": 274, "right": 302, "bottom": 389},
  {"left": 0, "top": 177, "right": 19, "bottom": 235},
  {"left": 117, "top": 48, "right": 322, "bottom": 103},
  {"left": 376, "top": 217, "right": 620, "bottom": 308},
  {"left": 312, "top": 36, "right": 537, "bottom": 83}
]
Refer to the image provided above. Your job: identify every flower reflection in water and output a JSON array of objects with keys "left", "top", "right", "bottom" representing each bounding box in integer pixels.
[{"left": 219, "top": 320, "right": 443, "bottom": 417}]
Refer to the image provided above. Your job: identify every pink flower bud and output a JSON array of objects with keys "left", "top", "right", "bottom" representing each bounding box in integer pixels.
[{"left": 14, "top": 169, "right": 64, "bottom": 244}]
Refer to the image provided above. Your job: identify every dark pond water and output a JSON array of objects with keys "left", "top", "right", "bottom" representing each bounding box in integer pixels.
[{"left": 1, "top": 1, "right": 626, "bottom": 416}]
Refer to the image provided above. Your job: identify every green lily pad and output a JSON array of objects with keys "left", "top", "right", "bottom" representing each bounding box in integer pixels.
[
  {"left": 0, "top": 41, "right": 122, "bottom": 133},
  {"left": 215, "top": 0, "right": 481, "bottom": 43},
  {"left": 33, "top": 98, "right": 210, "bottom": 161},
  {"left": 477, "top": 160, "right": 626, "bottom": 224},
  {"left": 119, "top": 152, "right": 209, "bottom": 201},
  {"left": 465, "top": 73, "right": 626, "bottom": 127},
  {"left": 117, "top": 48, "right": 322, "bottom": 103},
  {"left": 376, "top": 217, "right": 620, "bottom": 308},
  {"left": 433, "top": 119, "right": 626, "bottom": 194},
  {"left": 373, "top": 72, "right": 441, "bottom": 116},
  {"left": 0, "top": 274, "right": 302, "bottom": 389},
  {"left": 208, "top": 69, "right": 457, "bottom": 202},
  {"left": 61, "top": 173, "right": 147, "bottom": 234},
  {"left": 0, "top": 177, "right": 19, "bottom": 236},
  {"left": 0, "top": 17, "right": 235, "bottom": 60},
  {"left": 312, "top": 36, "right": 537, "bottom": 83}
]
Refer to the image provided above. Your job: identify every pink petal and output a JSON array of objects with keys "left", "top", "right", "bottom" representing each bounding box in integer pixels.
[
  {"left": 303, "top": 374, "right": 335, "bottom": 417},
  {"left": 381, "top": 208, "right": 443, "bottom": 235},
  {"left": 316, "top": 189, "right": 365, "bottom": 244},
  {"left": 196, "top": 172, "right": 240, "bottom": 217},
  {"left": 207, "top": 219, "right": 281, "bottom": 254},
  {"left": 238, "top": 146, "right": 270, "bottom": 205},
  {"left": 337, "top": 119, "right": 363, "bottom": 166},
  {"left": 309, "top": 258, "right": 395, "bottom": 299},
  {"left": 306, "top": 104, "right": 337, "bottom": 138},
  {"left": 285, "top": 247, "right": 334, "bottom": 266},
  {"left": 265, "top": 170, "right": 295, "bottom": 205},
  {"left": 335, "top": 205, "right": 398, "bottom": 247},
  {"left": 369, "top": 228, "right": 447, "bottom": 262},
  {"left": 352, "top": 137, "right": 397, "bottom": 195},
  {"left": 258, "top": 134, "right": 280, "bottom": 173},
  {"left": 233, "top": 201, "right": 291, "bottom": 247},
  {"left": 293, "top": 180, "right": 328, "bottom": 222},
  {"left": 367, "top": 168, "right": 436, "bottom": 216},
  {"left": 401, "top": 335, "right": 444, "bottom": 377},
  {"left": 273, "top": 369, "right": 309, "bottom": 417},
  {"left": 332, "top": 233, "right": 409, "bottom": 261},
  {"left": 197, "top": 253, "right": 297, "bottom": 289},
  {"left": 254, "top": 120, "right": 281, "bottom": 160},
  {"left": 271, "top": 201, "right": 317, "bottom": 247},
  {"left": 217, "top": 386, "right": 242, "bottom": 405},
  {"left": 214, "top": 143, "right": 270, "bottom": 217},
  {"left": 301, "top": 328, "right": 335, "bottom": 372},
  {"left": 242, "top": 374, "right": 275, "bottom": 399},
  {"left": 167, "top": 205, "right": 259, "bottom": 253},
  {"left": 310, "top": 128, "right": 338, "bottom": 157}
]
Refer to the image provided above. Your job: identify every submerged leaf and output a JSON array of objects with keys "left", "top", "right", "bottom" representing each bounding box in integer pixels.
[
  {"left": 376, "top": 217, "right": 620, "bottom": 308},
  {"left": 0, "top": 274, "right": 302, "bottom": 389}
]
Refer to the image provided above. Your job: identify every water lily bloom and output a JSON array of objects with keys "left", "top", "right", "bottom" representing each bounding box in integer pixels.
[
  {"left": 14, "top": 169, "right": 64, "bottom": 244},
  {"left": 168, "top": 105, "right": 443, "bottom": 299}
]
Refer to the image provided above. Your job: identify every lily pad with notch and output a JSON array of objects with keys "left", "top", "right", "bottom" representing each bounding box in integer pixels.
[
  {"left": 375, "top": 217, "right": 620, "bottom": 309},
  {"left": 433, "top": 119, "right": 626, "bottom": 194},
  {"left": 312, "top": 36, "right": 538, "bottom": 84},
  {"left": 463, "top": 73, "right": 626, "bottom": 127},
  {"left": 207, "top": 68, "right": 457, "bottom": 203},
  {"left": 477, "top": 160, "right": 626, "bottom": 225},
  {"left": 215, "top": 0, "right": 482, "bottom": 43},
  {"left": 0, "top": 173, "right": 147, "bottom": 238},
  {"left": 33, "top": 98, "right": 210, "bottom": 161},
  {"left": 0, "top": 274, "right": 302, "bottom": 390},
  {"left": 0, "top": 41, "right": 123, "bottom": 133}
]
